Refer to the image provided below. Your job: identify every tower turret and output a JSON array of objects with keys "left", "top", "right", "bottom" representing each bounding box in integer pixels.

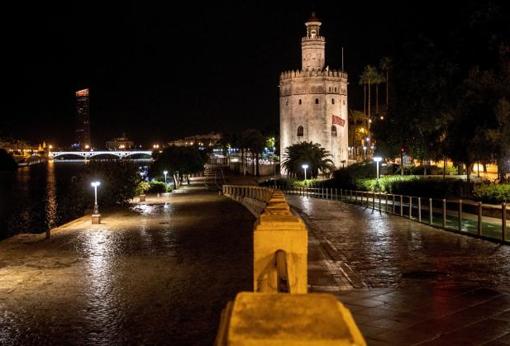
[{"left": 301, "top": 13, "right": 325, "bottom": 70}]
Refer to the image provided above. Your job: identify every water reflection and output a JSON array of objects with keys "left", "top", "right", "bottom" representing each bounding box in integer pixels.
[
  {"left": 0, "top": 162, "right": 86, "bottom": 239},
  {"left": 45, "top": 160, "right": 57, "bottom": 230}
]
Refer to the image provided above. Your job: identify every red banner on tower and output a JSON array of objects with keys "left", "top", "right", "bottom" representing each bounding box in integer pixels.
[{"left": 332, "top": 114, "right": 345, "bottom": 126}]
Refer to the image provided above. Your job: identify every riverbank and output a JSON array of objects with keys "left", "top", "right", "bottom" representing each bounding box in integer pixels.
[{"left": 0, "top": 182, "right": 255, "bottom": 345}]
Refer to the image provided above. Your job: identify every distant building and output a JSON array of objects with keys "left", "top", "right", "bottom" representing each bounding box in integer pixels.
[
  {"left": 106, "top": 134, "right": 134, "bottom": 150},
  {"left": 167, "top": 132, "right": 222, "bottom": 147},
  {"left": 75, "top": 88, "right": 91, "bottom": 149},
  {"left": 279, "top": 14, "right": 349, "bottom": 172}
]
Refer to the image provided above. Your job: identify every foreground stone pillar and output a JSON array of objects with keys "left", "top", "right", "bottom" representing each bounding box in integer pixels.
[
  {"left": 254, "top": 213, "right": 307, "bottom": 293},
  {"left": 215, "top": 292, "right": 366, "bottom": 346},
  {"left": 139, "top": 194, "right": 146, "bottom": 202},
  {"left": 91, "top": 213, "right": 101, "bottom": 224}
]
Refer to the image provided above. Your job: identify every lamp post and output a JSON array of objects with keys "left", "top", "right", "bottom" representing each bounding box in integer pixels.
[
  {"left": 373, "top": 156, "right": 382, "bottom": 179},
  {"left": 302, "top": 164, "right": 309, "bottom": 181},
  {"left": 91, "top": 181, "right": 101, "bottom": 224},
  {"left": 163, "top": 170, "right": 168, "bottom": 185}
]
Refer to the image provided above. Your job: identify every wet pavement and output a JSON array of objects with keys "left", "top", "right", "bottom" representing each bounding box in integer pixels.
[
  {"left": 3, "top": 184, "right": 510, "bottom": 345},
  {"left": 288, "top": 196, "right": 510, "bottom": 345},
  {"left": 0, "top": 184, "right": 254, "bottom": 345}
]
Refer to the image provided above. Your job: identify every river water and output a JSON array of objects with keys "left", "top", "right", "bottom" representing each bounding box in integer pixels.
[{"left": 0, "top": 162, "right": 87, "bottom": 239}]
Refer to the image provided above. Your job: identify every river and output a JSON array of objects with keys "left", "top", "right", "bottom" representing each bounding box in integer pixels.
[{"left": 0, "top": 162, "right": 89, "bottom": 239}]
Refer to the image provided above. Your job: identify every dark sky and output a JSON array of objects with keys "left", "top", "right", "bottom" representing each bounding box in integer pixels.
[{"left": 1, "top": 0, "right": 491, "bottom": 147}]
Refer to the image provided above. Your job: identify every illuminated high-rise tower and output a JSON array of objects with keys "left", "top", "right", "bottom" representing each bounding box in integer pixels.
[{"left": 75, "top": 88, "right": 91, "bottom": 149}]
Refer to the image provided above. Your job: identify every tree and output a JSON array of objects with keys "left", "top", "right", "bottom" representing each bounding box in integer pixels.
[
  {"left": 241, "top": 129, "right": 266, "bottom": 176},
  {"left": 152, "top": 146, "right": 207, "bottom": 186},
  {"left": 281, "top": 142, "right": 334, "bottom": 179},
  {"left": 446, "top": 67, "right": 502, "bottom": 182},
  {"left": 0, "top": 149, "right": 17, "bottom": 171},
  {"left": 379, "top": 57, "right": 392, "bottom": 109},
  {"left": 373, "top": 71, "right": 385, "bottom": 116},
  {"left": 359, "top": 65, "right": 380, "bottom": 123},
  {"left": 373, "top": 37, "right": 456, "bottom": 165},
  {"left": 63, "top": 161, "right": 142, "bottom": 214}
]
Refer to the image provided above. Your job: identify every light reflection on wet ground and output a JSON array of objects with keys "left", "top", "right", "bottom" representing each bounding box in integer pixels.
[
  {"left": 288, "top": 196, "right": 510, "bottom": 344},
  {"left": 0, "top": 188, "right": 254, "bottom": 345},
  {"left": 289, "top": 195, "right": 510, "bottom": 289}
]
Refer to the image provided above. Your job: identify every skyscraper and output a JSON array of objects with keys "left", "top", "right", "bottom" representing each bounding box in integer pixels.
[{"left": 75, "top": 88, "right": 91, "bottom": 149}]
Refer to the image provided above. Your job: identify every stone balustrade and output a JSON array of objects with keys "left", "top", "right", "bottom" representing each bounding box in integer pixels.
[{"left": 217, "top": 185, "right": 365, "bottom": 345}]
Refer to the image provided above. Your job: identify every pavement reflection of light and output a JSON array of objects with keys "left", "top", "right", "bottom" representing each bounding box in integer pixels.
[
  {"left": 84, "top": 229, "right": 116, "bottom": 343},
  {"left": 300, "top": 196, "right": 313, "bottom": 214},
  {"left": 133, "top": 204, "right": 158, "bottom": 215}
]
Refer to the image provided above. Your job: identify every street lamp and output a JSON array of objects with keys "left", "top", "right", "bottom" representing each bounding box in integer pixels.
[
  {"left": 91, "top": 181, "right": 101, "bottom": 214},
  {"left": 373, "top": 156, "right": 383, "bottom": 179},
  {"left": 302, "top": 164, "right": 309, "bottom": 181},
  {"left": 163, "top": 170, "right": 168, "bottom": 185}
]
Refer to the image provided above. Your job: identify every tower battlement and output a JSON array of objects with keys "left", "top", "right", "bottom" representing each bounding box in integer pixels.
[{"left": 280, "top": 69, "right": 348, "bottom": 81}]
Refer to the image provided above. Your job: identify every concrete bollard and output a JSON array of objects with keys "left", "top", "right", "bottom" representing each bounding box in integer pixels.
[
  {"left": 215, "top": 292, "right": 366, "bottom": 346},
  {"left": 91, "top": 213, "right": 101, "bottom": 224}
]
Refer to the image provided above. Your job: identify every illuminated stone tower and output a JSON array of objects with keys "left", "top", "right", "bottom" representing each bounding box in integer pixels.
[{"left": 279, "top": 14, "right": 348, "bottom": 173}]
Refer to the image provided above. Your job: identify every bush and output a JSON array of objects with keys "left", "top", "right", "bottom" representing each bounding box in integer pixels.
[
  {"left": 357, "top": 175, "right": 418, "bottom": 192},
  {"left": 136, "top": 181, "right": 151, "bottom": 195},
  {"left": 473, "top": 184, "right": 510, "bottom": 204},
  {"left": 357, "top": 176, "right": 473, "bottom": 199},
  {"left": 147, "top": 180, "right": 169, "bottom": 193}
]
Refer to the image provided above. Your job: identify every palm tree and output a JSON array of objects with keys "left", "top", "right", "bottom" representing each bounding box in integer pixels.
[
  {"left": 374, "top": 71, "right": 385, "bottom": 115},
  {"left": 359, "top": 65, "right": 379, "bottom": 123},
  {"left": 379, "top": 57, "right": 392, "bottom": 109},
  {"left": 282, "top": 142, "right": 334, "bottom": 179},
  {"left": 359, "top": 72, "right": 367, "bottom": 115},
  {"left": 242, "top": 129, "right": 266, "bottom": 176}
]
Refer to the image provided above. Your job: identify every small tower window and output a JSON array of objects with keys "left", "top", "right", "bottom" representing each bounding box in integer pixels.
[
  {"left": 298, "top": 99, "right": 302, "bottom": 105},
  {"left": 335, "top": 87, "right": 338, "bottom": 92},
  {"left": 297, "top": 126, "right": 304, "bottom": 137},
  {"left": 332, "top": 98, "right": 335, "bottom": 104},
  {"left": 331, "top": 125, "right": 337, "bottom": 137},
  {"left": 343, "top": 100, "right": 346, "bottom": 105},
  {"left": 315, "top": 98, "right": 319, "bottom": 104},
  {"left": 286, "top": 99, "right": 289, "bottom": 106}
]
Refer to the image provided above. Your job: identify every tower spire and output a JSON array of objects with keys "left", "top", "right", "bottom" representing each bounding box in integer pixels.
[{"left": 301, "top": 13, "right": 325, "bottom": 70}]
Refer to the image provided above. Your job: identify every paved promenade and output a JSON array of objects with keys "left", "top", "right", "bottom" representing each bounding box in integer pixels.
[
  {"left": 0, "top": 183, "right": 254, "bottom": 345},
  {"left": 289, "top": 195, "right": 510, "bottom": 345}
]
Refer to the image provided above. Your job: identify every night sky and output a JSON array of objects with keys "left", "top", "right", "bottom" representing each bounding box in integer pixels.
[{"left": 2, "top": 0, "right": 498, "bottom": 147}]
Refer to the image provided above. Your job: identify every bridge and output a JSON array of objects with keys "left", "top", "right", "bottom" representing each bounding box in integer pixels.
[{"left": 49, "top": 150, "right": 153, "bottom": 160}]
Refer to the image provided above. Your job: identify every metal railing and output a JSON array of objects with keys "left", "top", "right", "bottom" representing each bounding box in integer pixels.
[{"left": 275, "top": 185, "right": 509, "bottom": 244}]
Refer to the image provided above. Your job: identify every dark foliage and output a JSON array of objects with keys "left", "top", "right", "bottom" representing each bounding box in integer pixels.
[{"left": 0, "top": 149, "right": 17, "bottom": 171}]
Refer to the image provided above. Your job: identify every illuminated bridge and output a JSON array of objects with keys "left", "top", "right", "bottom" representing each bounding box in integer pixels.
[{"left": 49, "top": 150, "right": 153, "bottom": 160}]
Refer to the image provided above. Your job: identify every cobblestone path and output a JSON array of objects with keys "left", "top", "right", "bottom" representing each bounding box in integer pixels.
[
  {"left": 0, "top": 185, "right": 254, "bottom": 345},
  {"left": 288, "top": 195, "right": 510, "bottom": 345}
]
